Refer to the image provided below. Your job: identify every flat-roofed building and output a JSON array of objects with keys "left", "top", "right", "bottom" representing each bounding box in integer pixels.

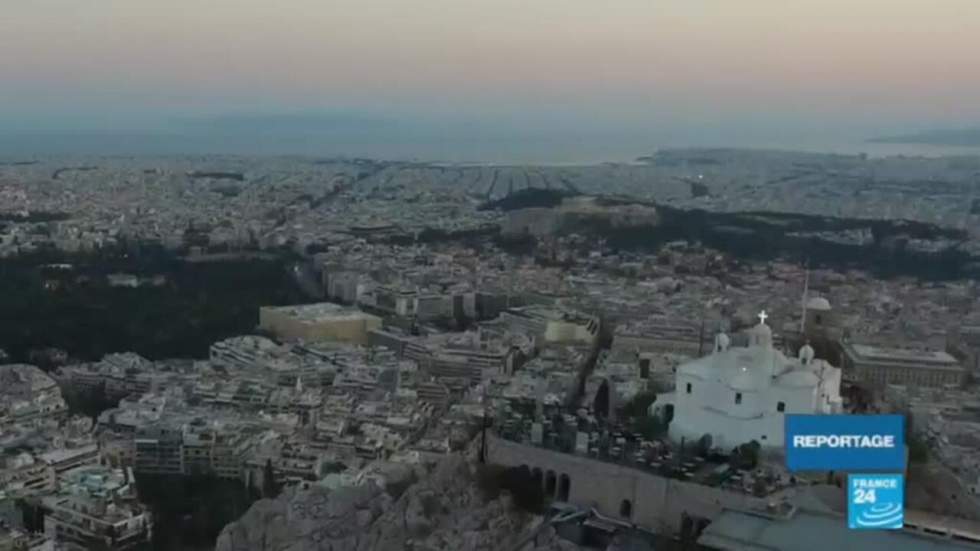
[
  {"left": 133, "top": 425, "right": 183, "bottom": 475},
  {"left": 497, "top": 306, "right": 599, "bottom": 346},
  {"left": 367, "top": 328, "right": 412, "bottom": 357},
  {"left": 259, "top": 303, "right": 382, "bottom": 345},
  {"left": 209, "top": 335, "right": 280, "bottom": 371},
  {"left": 323, "top": 270, "right": 361, "bottom": 304},
  {"left": 411, "top": 380, "right": 451, "bottom": 407},
  {"left": 55, "top": 354, "right": 159, "bottom": 402},
  {"left": 0, "top": 458, "right": 56, "bottom": 496},
  {"left": 953, "top": 325, "right": 980, "bottom": 349},
  {"left": 0, "top": 364, "right": 68, "bottom": 427},
  {"left": 41, "top": 466, "right": 151, "bottom": 551},
  {"left": 0, "top": 529, "right": 53, "bottom": 551},
  {"left": 613, "top": 319, "right": 713, "bottom": 357},
  {"left": 373, "top": 285, "right": 417, "bottom": 317},
  {"left": 39, "top": 444, "right": 100, "bottom": 476},
  {"left": 841, "top": 342, "right": 965, "bottom": 388}
]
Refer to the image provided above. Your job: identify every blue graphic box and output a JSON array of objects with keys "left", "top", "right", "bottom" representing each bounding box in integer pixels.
[
  {"left": 785, "top": 414, "right": 905, "bottom": 472},
  {"left": 848, "top": 474, "right": 904, "bottom": 530}
]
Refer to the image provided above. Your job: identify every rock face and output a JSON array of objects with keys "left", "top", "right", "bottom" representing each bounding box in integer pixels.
[{"left": 215, "top": 455, "right": 585, "bottom": 551}]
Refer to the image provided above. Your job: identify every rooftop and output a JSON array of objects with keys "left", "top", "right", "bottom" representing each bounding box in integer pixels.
[
  {"left": 846, "top": 343, "right": 960, "bottom": 366},
  {"left": 263, "top": 302, "right": 377, "bottom": 322},
  {"left": 0, "top": 364, "right": 58, "bottom": 398},
  {"left": 699, "top": 507, "right": 980, "bottom": 551}
]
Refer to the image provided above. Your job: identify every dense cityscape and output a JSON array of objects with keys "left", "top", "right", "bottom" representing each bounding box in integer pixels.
[{"left": 1, "top": 149, "right": 980, "bottom": 550}]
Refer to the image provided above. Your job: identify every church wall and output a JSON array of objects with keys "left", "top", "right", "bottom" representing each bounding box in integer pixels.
[
  {"left": 670, "top": 408, "right": 785, "bottom": 450},
  {"left": 776, "top": 385, "right": 818, "bottom": 415},
  {"left": 673, "top": 370, "right": 802, "bottom": 449},
  {"left": 701, "top": 378, "right": 742, "bottom": 416}
]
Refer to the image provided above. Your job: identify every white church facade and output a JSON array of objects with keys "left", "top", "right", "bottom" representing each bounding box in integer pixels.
[{"left": 656, "top": 311, "right": 843, "bottom": 451}]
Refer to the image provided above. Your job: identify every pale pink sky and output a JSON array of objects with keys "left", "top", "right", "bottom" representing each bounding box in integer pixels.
[{"left": 2, "top": 0, "right": 978, "bottom": 149}]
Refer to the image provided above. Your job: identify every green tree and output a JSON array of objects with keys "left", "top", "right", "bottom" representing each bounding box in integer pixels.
[
  {"left": 730, "top": 441, "right": 761, "bottom": 470},
  {"left": 631, "top": 416, "right": 665, "bottom": 440},
  {"left": 696, "top": 433, "right": 713, "bottom": 457},
  {"left": 621, "top": 391, "right": 657, "bottom": 419},
  {"left": 475, "top": 464, "right": 544, "bottom": 513},
  {"left": 905, "top": 413, "right": 929, "bottom": 463},
  {"left": 593, "top": 380, "right": 611, "bottom": 419},
  {"left": 908, "top": 436, "right": 929, "bottom": 464}
]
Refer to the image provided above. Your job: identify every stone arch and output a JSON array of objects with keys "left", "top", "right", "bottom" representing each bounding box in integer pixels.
[
  {"left": 545, "top": 470, "right": 557, "bottom": 497},
  {"left": 558, "top": 473, "right": 571, "bottom": 501},
  {"left": 619, "top": 499, "right": 633, "bottom": 519}
]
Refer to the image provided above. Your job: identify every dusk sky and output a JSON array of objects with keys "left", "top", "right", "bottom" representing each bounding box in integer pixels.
[{"left": 3, "top": 0, "right": 979, "bottom": 160}]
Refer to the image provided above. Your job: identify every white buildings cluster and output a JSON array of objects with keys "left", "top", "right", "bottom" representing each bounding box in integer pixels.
[
  {"left": 40, "top": 466, "right": 150, "bottom": 551},
  {"left": 0, "top": 365, "right": 67, "bottom": 428},
  {"left": 5, "top": 151, "right": 980, "bottom": 258},
  {"left": 1, "top": 365, "right": 150, "bottom": 551},
  {"left": 885, "top": 384, "right": 980, "bottom": 496},
  {"left": 55, "top": 334, "right": 488, "bottom": 491}
]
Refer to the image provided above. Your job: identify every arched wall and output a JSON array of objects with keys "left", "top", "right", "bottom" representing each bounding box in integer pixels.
[{"left": 487, "top": 434, "right": 767, "bottom": 534}]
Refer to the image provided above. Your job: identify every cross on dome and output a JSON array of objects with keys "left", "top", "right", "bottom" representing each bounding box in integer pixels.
[{"left": 757, "top": 310, "right": 769, "bottom": 326}]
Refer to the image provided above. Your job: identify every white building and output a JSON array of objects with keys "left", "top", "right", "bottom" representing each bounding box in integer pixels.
[
  {"left": 0, "top": 364, "right": 68, "bottom": 427},
  {"left": 659, "top": 311, "right": 842, "bottom": 450},
  {"left": 42, "top": 466, "right": 151, "bottom": 550}
]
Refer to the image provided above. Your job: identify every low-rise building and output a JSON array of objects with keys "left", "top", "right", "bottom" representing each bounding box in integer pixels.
[
  {"left": 38, "top": 444, "right": 100, "bottom": 476},
  {"left": 41, "top": 466, "right": 151, "bottom": 551},
  {"left": 0, "top": 365, "right": 68, "bottom": 427},
  {"left": 133, "top": 425, "right": 184, "bottom": 476},
  {"left": 0, "top": 528, "right": 54, "bottom": 551},
  {"left": 841, "top": 342, "right": 965, "bottom": 388},
  {"left": 497, "top": 306, "right": 599, "bottom": 346},
  {"left": 259, "top": 303, "right": 382, "bottom": 345}
]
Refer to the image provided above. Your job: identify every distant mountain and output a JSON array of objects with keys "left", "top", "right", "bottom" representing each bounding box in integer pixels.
[{"left": 870, "top": 128, "right": 980, "bottom": 146}]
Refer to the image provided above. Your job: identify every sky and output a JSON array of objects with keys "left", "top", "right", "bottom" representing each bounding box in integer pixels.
[{"left": 2, "top": 0, "right": 980, "bottom": 161}]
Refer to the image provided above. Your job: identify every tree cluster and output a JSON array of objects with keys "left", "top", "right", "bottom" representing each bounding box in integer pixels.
[
  {"left": 475, "top": 464, "right": 545, "bottom": 514},
  {"left": 729, "top": 440, "right": 761, "bottom": 470},
  {"left": 0, "top": 248, "right": 307, "bottom": 363},
  {"left": 134, "top": 473, "right": 258, "bottom": 551}
]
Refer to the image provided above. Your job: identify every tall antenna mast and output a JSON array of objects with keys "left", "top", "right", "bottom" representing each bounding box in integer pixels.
[
  {"left": 698, "top": 301, "right": 707, "bottom": 357},
  {"left": 799, "top": 260, "right": 810, "bottom": 334},
  {"left": 698, "top": 317, "right": 706, "bottom": 357}
]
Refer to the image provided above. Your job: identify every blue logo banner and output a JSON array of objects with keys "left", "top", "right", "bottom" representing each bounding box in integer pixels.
[
  {"left": 785, "top": 414, "right": 905, "bottom": 472},
  {"left": 848, "top": 474, "right": 904, "bottom": 530}
]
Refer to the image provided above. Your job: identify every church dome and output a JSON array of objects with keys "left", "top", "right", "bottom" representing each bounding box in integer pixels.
[
  {"left": 714, "top": 332, "right": 731, "bottom": 353},
  {"left": 806, "top": 297, "right": 831, "bottom": 311},
  {"left": 746, "top": 322, "right": 773, "bottom": 348},
  {"left": 798, "top": 344, "right": 816, "bottom": 366}
]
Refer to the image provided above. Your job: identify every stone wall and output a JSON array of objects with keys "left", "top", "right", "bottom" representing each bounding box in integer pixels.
[{"left": 486, "top": 434, "right": 766, "bottom": 534}]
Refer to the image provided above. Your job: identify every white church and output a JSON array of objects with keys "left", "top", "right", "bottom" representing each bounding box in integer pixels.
[{"left": 656, "top": 311, "right": 842, "bottom": 451}]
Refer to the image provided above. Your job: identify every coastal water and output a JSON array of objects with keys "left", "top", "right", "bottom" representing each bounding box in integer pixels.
[{"left": 1, "top": 132, "right": 979, "bottom": 165}]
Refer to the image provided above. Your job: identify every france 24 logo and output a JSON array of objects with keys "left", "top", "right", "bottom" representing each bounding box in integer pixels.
[{"left": 848, "top": 474, "right": 904, "bottom": 530}]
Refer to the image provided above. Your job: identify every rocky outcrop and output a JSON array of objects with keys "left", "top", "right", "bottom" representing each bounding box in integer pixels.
[
  {"left": 214, "top": 483, "right": 388, "bottom": 551},
  {"left": 215, "top": 454, "right": 586, "bottom": 551}
]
